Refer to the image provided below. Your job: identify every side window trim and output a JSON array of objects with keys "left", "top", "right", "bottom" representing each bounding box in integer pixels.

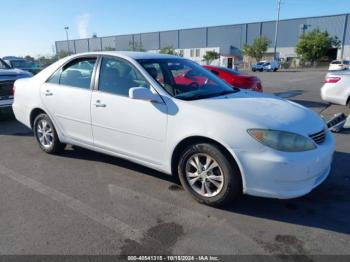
[
  {"left": 46, "top": 55, "right": 99, "bottom": 91},
  {"left": 95, "top": 55, "right": 151, "bottom": 96}
]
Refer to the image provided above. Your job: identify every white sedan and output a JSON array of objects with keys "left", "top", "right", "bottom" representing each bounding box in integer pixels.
[
  {"left": 328, "top": 60, "right": 350, "bottom": 71},
  {"left": 321, "top": 71, "right": 350, "bottom": 107},
  {"left": 13, "top": 52, "right": 335, "bottom": 206}
]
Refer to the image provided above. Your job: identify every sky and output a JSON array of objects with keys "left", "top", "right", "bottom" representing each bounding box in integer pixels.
[{"left": 1, "top": 0, "right": 350, "bottom": 57}]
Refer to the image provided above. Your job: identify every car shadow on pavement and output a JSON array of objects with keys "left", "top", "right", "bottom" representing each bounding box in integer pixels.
[
  {"left": 223, "top": 150, "right": 350, "bottom": 235},
  {"left": 0, "top": 118, "right": 33, "bottom": 137},
  {"left": 61, "top": 146, "right": 178, "bottom": 184},
  {"left": 274, "top": 90, "right": 304, "bottom": 99},
  {"left": 291, "top": 99, "right": 329, "bottom": 108}
]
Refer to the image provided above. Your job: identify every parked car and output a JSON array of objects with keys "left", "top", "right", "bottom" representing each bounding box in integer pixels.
[
  {"left": 0, "top": 58, "right": 32, "bottom": 113},
  {"left": 252, "top": 60, "right": 279, "bottom": 72},
  {"left": 328, "top": 60, "right": 350, "bottom": 71},
  {"left": 4, "top": 58, "right": 42, "bottom": 75},
  {"left": 13, "top": 52, "right": 335, "bottom": 206},
  {"left": 251, "top": 62, "right": 265, "bottom": 72},
  {"left": 203, "top": 65, "right": 263, "bottom": 92},
  {"left": 321, "top": 70, "right": 350, "bottom": 107}
]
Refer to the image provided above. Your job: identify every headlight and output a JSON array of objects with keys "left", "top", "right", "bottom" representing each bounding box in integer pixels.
[{"left": 247, "top": 129, "right": 316, "bottom": 152}]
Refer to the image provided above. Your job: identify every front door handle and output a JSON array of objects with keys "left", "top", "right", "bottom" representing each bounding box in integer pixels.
[{"left": 94, "top": 100, "right": 106, "bottom": 108}]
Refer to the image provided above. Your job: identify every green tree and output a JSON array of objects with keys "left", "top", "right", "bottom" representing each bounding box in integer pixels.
[
  {"left": 159, "top": 45, "right": 176, "bottom": 55},
  {"left": 296, "top": 29, "right": 340, "bottom": 65},
  {"left": 242, "top": 36, "right": 270, "bottom": 62},
  {"left": 202, "top": 50, "right": 220, "bottom": 64}
]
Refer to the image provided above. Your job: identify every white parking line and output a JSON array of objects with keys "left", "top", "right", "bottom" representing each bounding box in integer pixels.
[{"left": 0, "top": 164, "right": 146, "bottom": 243}]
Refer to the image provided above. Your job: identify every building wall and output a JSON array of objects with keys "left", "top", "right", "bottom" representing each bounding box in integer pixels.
[
  {"left": 160, "top": 30, "right": 179, "bottom": 48},
  {"left": 207, "top": 25, "right": 243, "bottom": 50},
  {"left": 56, "top": 13, "right": 350, "bottom": 60},
  {"left": 179, "top": 28, "right": 207, "bottom": 49},
  {"left": 178, "top": 47, "right": 220, "bottom": 65}
]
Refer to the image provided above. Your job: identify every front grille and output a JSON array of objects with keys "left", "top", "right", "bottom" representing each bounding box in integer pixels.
[
  {"left": 0, "top": 80, "right": 14, "bottom": 98},
  {"left": 309, "top": 130, "right": 326, "bottom": 145}
]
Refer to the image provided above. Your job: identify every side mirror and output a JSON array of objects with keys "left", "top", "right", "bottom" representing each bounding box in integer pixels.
[{"left": 129, "top": 87, "right": 163, "bottom": 103}]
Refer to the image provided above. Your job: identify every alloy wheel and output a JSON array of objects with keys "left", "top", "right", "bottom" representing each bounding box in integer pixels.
[
  {"left": 36, "top": 119, "right": 54, "bottom": 148},
  {"left": 185, "top": 153, "right": 224, "bottom": 197}
]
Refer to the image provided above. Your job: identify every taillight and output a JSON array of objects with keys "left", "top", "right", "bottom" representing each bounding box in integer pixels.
[
  {"left": 12, "top": 84, "right": 15, "bottom": 96},
  {"left": 325, "top": 77, "right": 341, "bottom": 83}
]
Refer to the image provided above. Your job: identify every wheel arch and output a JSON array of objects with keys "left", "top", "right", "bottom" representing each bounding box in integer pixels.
[
  {"left": 30, "top": 108, "right": 47, "bottom": 129},
  {"left": 171, "top": 136, "right": 245, "bottom": 190}
]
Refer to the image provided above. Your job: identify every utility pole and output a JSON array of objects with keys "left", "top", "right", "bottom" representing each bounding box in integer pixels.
[
  {"left": 273, "top": 0, "right": 281, "bottom": 61},
  {"left": 64, "top": 26, "right": 70, "bottom": 54}
]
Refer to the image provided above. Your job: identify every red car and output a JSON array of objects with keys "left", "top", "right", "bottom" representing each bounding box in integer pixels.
[{"left": 203, "top": 65, "right": 263, "bottom": 92}]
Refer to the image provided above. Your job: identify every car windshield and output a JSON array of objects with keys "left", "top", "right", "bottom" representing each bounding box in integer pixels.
[
  {"left": 137, "top": 58, "right": 238, "bottom": 101},
  {"left": 0, "top": 59, "right": 10, "bottom": 69},
  {"left": 11, "top": 60, "right": 33, "bottom": 68},
  {"left": 332, "top": 61, "right": 341, "bottom": 64},
  {"left": 257, "top": 62, "right": 265, "bottom": 65}
]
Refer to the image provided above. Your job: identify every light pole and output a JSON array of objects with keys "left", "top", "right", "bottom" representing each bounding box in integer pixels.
[
  {"left": 273, "top": 0, "right": 281, "bottom": 61},
  {"left": 64, "top": 26, "right": 70, "bottom": 54}
]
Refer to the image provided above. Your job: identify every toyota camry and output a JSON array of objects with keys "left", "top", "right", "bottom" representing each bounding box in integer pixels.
[{"left": 13, "top": 52, "right": 335, "bottom": 206}]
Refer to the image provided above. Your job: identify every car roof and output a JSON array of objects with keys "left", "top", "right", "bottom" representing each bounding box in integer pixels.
[{"left": 72, "top": 51, "right": 183, "bottom": 60}]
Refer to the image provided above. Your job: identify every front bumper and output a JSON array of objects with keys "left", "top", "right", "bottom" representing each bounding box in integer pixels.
[{"left": 233, "top": 130, "right": 335, "bottom": 199}]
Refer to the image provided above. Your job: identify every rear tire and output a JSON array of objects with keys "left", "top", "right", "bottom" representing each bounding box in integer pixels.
[
  {"left": 33, "top": 113, "right": 65, "bottom": 154},
  {"left": 177, "top": 143, "right": 241, "bottom": 206}
]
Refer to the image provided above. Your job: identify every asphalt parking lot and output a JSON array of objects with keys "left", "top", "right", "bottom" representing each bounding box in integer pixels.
[{"left": 0, "top": 70, "right": 349, "bottom": 258}]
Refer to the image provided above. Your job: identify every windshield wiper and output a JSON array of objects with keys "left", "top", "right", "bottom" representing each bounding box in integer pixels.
[
  {"left": 179, "top": 90, "right": 237, "bottom": 101},
  {"left": 209, "top": 90, "right": 238, "bottom": 98}
]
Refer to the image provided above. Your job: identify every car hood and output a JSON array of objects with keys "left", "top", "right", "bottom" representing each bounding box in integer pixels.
[
  {"left": 0, "top": 68, "right": 32, "bottom": 80},
  {"left": 189, "top": 91, "right": 325, "bottom": 135}
]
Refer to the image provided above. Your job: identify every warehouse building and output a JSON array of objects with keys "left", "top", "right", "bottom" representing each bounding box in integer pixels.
[{"left": 55, "top": 13, "right": 350, "bottom": 67}]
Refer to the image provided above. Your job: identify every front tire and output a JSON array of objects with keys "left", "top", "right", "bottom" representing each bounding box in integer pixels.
[
  {"left": 33, "top": 113, "right": 65, "bottom": 154},
  {"left": 178, "top": 143, "right": 241, "bottom": 206}
]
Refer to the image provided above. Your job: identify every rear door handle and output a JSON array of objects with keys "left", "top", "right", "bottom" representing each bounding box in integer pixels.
[
  {"left": 94, "top": 100, "right": 106, "bottom": 108},
  {"left": 45, "top": 90, "right": 53, "bottom": 96}
]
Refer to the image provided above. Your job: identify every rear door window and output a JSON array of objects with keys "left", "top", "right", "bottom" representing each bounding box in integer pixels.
[{"left": 47, "top": 58, "right": 97, "bottom": 89}]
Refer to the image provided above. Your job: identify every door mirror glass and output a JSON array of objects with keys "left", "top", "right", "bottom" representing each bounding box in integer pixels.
[{"left": 129, "top": 87, "right": 162, "bottom": 103}]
